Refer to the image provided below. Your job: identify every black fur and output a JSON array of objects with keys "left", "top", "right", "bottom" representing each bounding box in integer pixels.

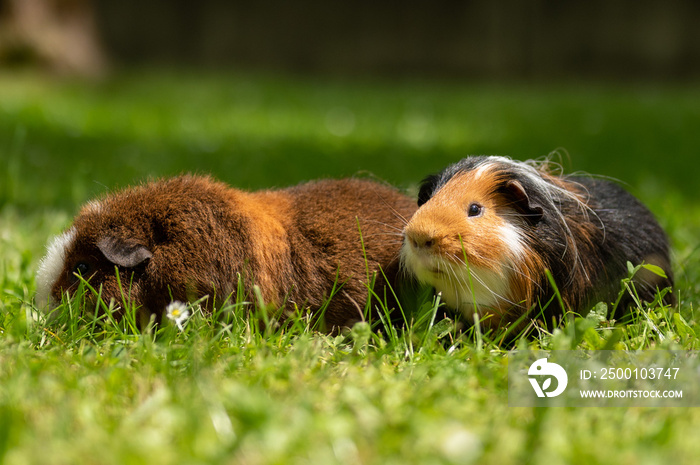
[{"left": 417, "top": 174, "right": 441, "bottom": 207}]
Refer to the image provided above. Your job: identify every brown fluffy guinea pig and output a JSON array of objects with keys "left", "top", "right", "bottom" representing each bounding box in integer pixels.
[
  {"left": 402, "top": 156, "right": 674, "bottom": 331},
  {"left": 35, "top": 175, "right": 417, "bottom": 330}
]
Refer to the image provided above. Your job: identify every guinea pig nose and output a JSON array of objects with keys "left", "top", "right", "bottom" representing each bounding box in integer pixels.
[
  {"left": 406, "top": 230, "right": 436, "bottom": 251},
  {"left": 420, "top": 238, "right": 434, "bottom": 249}
]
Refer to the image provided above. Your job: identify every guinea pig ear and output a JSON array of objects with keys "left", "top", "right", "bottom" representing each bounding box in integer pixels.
[
  {"left": 417, "top": 174, "right": 441, "bottom": 207},
  {"left": 503, "top": 179, "right": 544, "bottom": 224},
  {"left": 97, "top": 236, "right": 153, "bottom": 268}
]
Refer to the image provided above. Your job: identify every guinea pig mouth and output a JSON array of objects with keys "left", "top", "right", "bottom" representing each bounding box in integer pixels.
[{"left": 413, "top": 257, "right": 449, "bottom": 277}]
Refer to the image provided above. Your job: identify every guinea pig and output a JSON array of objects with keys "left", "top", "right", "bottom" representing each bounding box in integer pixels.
[
  {"left": 402, "top": 156, "right": 674, "bottom": 331},
  {"left": 35, "top": 175, "right": 417, "bottom": 330}
]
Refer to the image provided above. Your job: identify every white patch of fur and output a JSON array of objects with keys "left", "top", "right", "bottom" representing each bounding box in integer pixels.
[
  {"left": 35, "top": 228, "right": 75, "bottom": 310},
  {"left": 438, "top": 263, "right": 511, "bottom": 316},
  {"left": 401, "top": 240, "right": 513, "bottom": 320},
  {"left": 472, "top": 161, "right": 494, "bottom": 180},
  {"left": 498, "top": 223, "right": 525, "bottom": 260}
]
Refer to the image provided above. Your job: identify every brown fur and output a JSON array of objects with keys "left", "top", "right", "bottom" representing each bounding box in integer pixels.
[{"left": 43, "top": 175, "right": 417, "bottom": 330}]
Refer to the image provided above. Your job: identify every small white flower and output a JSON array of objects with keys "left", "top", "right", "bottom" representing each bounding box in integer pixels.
[{"left": 165, "top": 301, "right": 190, "bottom": 331}]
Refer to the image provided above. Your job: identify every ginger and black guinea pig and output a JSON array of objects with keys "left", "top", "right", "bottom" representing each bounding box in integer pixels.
[
  {"left": 36, "top": 175, "right": 417, "bottom": 330},
  {"left": 402, "top": 156, "right": 674, "bottom": 331}
]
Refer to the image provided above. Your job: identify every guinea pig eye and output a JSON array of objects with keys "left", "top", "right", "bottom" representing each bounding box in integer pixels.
[
  {"left": 467, "top": 203, "right": 483, "bottom": 217},
  {"left": 74, "top": 262, "right": 90, "bottom": 276}
]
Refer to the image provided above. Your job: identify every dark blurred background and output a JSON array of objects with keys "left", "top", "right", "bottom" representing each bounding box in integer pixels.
[
  {"left": 2, "top": 0, "right": 700, "bottom": 80},
  {"left": 1, "top": 0, "right": 700, "bottom": 217}
]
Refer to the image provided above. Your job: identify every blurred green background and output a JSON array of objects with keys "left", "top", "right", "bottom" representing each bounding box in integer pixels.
[
  {"left": 2, "top": 73, "right": 699, "bottom": 212},
  {"left": 2, "top": 0, "right": 699, "bottom": 214}
]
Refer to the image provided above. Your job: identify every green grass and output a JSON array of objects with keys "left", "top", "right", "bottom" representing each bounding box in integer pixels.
[{"left": 2, "top": 70, "right": 700, "bottom": 464}]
